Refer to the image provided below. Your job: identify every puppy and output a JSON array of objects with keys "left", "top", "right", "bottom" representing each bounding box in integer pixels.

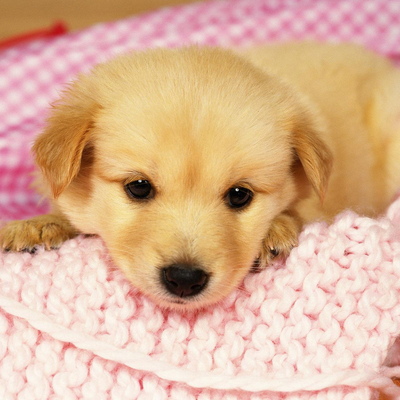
[{"left": 1, "top": 42, "right": 400, "bottom": 310}]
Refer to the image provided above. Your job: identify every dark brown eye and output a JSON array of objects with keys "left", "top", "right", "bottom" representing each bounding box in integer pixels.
[
  {"left": 125, "top": 179, "right": 153, "bottom": 200},
  {"left": 226, "top": 187, "right": 253, "bottom": 209}
]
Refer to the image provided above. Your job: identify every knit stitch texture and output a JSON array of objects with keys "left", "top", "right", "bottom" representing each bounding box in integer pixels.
[
  {"left": 1, "top": 0, "right": 400, "bottom": 398},
  {"left": 1, "top": 199, "right": 400, "bottom": 399}
]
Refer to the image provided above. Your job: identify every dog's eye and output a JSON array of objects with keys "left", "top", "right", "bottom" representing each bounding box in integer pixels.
[
  {"left": 226, "top": 187, "right": 253, "bottom": 209},
  {"left": 125, "top": 179, "right": 153, "bottom": 200}
]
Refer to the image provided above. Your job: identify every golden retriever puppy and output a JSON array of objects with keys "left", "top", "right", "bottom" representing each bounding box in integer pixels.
[{"left": 1, "top": 42, "right": 400, "bottom": 310}]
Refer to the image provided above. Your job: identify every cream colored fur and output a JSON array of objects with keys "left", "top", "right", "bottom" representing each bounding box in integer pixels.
[{"left": 1, "top": 42, "right": 399, "bottom": 310}]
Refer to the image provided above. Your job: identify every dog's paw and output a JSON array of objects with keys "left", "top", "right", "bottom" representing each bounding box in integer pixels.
[
  {"left": 0, "top": 214, "right": 78, "bottom": 252},
  {"left": 255, "top": 212, "right": 302, "bottom": 271}
]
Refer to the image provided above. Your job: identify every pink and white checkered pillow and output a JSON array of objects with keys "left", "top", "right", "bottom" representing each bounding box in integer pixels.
[
  {"left": 1, "top": 0, "right": 400, "bottom": 219},
  {"left": 1, "top": 1, "right": 400, "bottom": 399}
]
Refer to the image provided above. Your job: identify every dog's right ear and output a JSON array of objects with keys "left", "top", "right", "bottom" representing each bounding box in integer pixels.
[
  {"left": 289, "top": 100, "right": 333, "bottom": 204},
  {"left": 33, "top": 80, "right": 98, "bottom": 199}
]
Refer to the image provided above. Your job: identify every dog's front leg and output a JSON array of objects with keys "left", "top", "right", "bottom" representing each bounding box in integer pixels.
[
  {"left": 257, "top": 211, "right": 302, "bottom": 269},
  {"left": 0, "top": 213, "right": 78, "bottom": 253}
]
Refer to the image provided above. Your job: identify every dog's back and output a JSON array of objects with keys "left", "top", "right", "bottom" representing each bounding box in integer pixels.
[{"left": 242, "top": 42, "right": 400, "bottom": 221}]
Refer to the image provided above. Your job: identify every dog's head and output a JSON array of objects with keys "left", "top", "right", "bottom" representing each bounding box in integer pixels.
[{"left": 34, "top": 47, "right": 331, "bottom": 310}]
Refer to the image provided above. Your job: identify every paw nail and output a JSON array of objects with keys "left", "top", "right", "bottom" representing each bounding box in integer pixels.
[
  {"left": 270, "top": 247, "right": 279, "bottom": 257},
  {"left": 22, "top": 247, "right": 37, "bottom": 254}
]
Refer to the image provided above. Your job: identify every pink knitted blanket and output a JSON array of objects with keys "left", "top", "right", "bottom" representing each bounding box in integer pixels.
[
  {"left": 1, "top": 201, "right": 400, "bottom": 399},
  {"left": 1, "top": 0, "right": 400, "bottom": 398}
]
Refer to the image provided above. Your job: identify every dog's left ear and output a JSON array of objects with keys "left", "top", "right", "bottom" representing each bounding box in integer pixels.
[
  {"left": 291, "top": 110, "right": 333, "bottom": 203},
  {"left": 33, "top": 78, "right": 98, "bottom": 199}
]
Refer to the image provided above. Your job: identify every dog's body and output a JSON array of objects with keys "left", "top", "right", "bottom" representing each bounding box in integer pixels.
[
  {"left": 243, "top": 43, "right": 400, "bottom": 221},
  {"left": 1, "top": 42, "right": 400, "bottom": 309}
]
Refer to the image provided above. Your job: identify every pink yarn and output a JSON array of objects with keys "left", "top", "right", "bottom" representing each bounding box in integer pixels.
[
  {"left": 1, "top": 0, "right": 400, "bottom": 398},
  {"left": 1, "top": 199, "right": 400, "bottom": 399}
]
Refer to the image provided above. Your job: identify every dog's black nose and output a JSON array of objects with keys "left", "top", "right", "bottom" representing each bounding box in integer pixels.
[{"left": 162, "top": 264, "right": 209, "bottom": 297}]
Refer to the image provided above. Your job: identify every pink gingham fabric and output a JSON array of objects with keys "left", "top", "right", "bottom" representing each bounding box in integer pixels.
[
  {"left": 1, "top": 0, "right": 400, "bottom": 219},
  {"left": 1, "top": 0, "right": 400, "bottom": 399}
]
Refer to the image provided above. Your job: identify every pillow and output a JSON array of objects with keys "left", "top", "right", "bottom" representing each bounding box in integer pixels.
[
  {"left": 0, "top": 0, "right": 399, "bottom": 219},
  {"left": 1, "top": 199, "right": 400, "bottom": 399}
]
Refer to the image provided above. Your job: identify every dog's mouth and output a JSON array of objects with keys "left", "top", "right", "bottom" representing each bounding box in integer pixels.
[
  {"left": 250, "top": 257, "right": 262, "bottom": 273},
  {"left": 168, "top": 298, "right": 189, "bottom": 305},
  {"left": 159, "top": 293, "right": 211, "bottom": 310}
]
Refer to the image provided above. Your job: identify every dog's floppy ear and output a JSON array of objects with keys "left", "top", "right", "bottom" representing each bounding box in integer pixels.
[
  {"left": 33, "top": 80, "right": 98, "bottom": 199},
  {"left": 291, "top": 110, "right": 333, "bottom": 203}
]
